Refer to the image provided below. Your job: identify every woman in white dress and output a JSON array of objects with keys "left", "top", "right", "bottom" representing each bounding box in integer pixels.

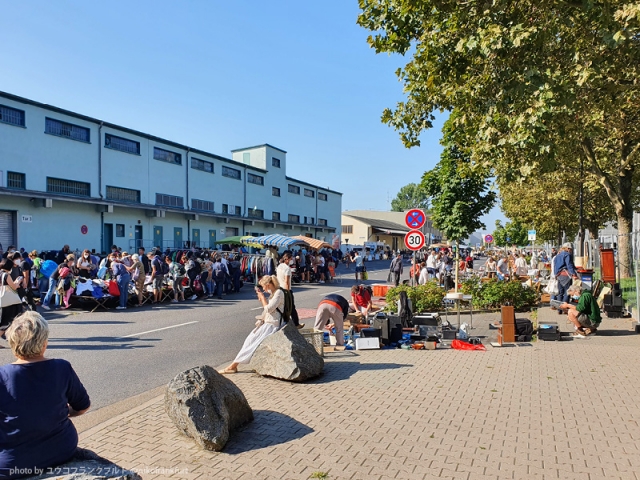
[{"left": 218, "top": 275, "right": 284, "bottom": 374}]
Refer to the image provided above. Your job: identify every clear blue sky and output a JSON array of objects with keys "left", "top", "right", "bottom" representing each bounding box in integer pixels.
[{"left": 1, "top": 0, "right": 502, "bottom": 234}]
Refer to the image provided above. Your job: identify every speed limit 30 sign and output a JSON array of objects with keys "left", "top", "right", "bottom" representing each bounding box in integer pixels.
[{"left": 404, "top": 230, "right": 426, "bottom": 251}]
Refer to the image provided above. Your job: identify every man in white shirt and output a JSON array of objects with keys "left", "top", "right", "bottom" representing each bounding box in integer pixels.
[
  {"left": 354, "top": 251, "right": 364, "bottom": 281},
  {"left": 497, "top": 256, "right": 509, "bottom": 281},
  {"left": 418, "top": 262, "right": 429, "bottom": 285},
  {"left": 426, "top": 250, "right": 437, "bottom": 279},
  {"left": 277, "top": 252, "right": 303, "bottom": 328}
]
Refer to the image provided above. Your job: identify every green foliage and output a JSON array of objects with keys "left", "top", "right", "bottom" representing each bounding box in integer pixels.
[
  {"left": 385, "top": 281, "right": 445, "bottom": 313},
  {"left": 493, "top": 220, "right": 528, "bottom": 247},
  {"left": 357, "top": 0, "right": 640, "bottom": 277},
  {"left": 391, "top": 183, "right": 430, "bottom": 212},
  {"left": 422, "top": 115, "right": 496, "bottom": 242},
  {"left": 460, "top": 277, "right": 538, "bottom": 311}
]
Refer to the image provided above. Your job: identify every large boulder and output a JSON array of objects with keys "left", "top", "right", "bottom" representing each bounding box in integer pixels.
[
  {"left": 250, "top": 322, "right": 324, "bottom": 381},
  {"left": 165, "top": 365, "right": 253, "bottom": 451},
  {"left": 25, "top": 448, "right": 141, "bottom": 479}
]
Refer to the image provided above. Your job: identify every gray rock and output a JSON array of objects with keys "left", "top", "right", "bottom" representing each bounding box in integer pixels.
[
  {"left": 165, "top": 365, "right": 253, "bottom": 451},
  {"left": 250, "top": 322, "right": 324, "bottom": 381},
  {"left": 25, "top": 448, "right": 141, "bottom": 479}
]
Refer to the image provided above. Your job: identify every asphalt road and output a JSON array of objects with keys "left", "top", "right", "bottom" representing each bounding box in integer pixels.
[{"left": 0, "top": 259, "right": 397, "bottom": 410}]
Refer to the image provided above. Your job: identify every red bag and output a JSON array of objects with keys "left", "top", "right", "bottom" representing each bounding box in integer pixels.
[
  {"left": 107, "top": 280, "right": 120, "bottom": 296},
  {"left": 451, "top": 339, "right": 486, "bottom": 351}
]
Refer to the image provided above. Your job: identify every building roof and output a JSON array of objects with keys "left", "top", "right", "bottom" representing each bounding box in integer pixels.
[
  {"left": 342, "top": 214, "right": 410, "bottom": 235},
  {"left": 230, "top": 144, "right": 287, "bottom": 154}
]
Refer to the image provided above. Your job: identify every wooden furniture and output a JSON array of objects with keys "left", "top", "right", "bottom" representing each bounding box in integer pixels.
[{"left": 497, "top": 305, "right": 515, "bottom": 344}]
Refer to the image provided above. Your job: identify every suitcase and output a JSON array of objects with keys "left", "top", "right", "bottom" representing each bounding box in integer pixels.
[{"left": 538, "top": 323, "right": 560, "bottom": 341}]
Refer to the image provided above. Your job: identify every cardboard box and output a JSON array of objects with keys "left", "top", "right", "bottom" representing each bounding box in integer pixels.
[{"left": 355, "top": 337, "right": 380, "bottom": 350}]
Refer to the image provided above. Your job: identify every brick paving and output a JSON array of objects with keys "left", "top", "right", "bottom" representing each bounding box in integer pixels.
[{"left": 79, "top": 308, "right": 640, "bottom": 479}]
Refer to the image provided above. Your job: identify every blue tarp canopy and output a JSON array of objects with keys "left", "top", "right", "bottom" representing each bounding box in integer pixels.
[{"left": 241, "top": 234, "right": 306, "bottom": 248}]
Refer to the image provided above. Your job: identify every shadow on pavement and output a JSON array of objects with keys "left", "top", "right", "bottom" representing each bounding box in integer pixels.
[
  {"left": 592, "top": 329, "right": 638, "bottom": 337},
  {"left": 46, "top": 336, "right": 159, "bottom": 350},
  {"left": 309, "top": 361, "right": 413, "bottom": 384},
  {"left": 224, "top": 410, "right": 313, "bottom": 454}
]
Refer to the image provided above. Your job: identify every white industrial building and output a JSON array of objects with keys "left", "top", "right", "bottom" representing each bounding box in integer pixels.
[{"left": 0, "top": 91, "right": 342, "bottom": 253}]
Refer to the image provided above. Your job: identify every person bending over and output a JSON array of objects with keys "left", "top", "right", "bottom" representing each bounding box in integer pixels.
[
  {"left": 219, "top": 275, "right": 284, "bottom": 374},
  {"left": 350, "top": 284, "right": 372, "bottom": 319},
  {"left": 314, "top": 294, "right": 350, "bottom": 346},
  {"left": 560, "top": 284, "right": 601, "bottom": 337},
  {"left": 0, "top": 311, "right": 90, "bottom": 479}
]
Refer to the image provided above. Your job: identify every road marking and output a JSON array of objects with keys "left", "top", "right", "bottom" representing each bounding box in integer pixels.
[
  {"left": 322, "top": 289, "right": 344, "bottom": 295},
  {"left": 119, "top": 321, "right": 198, "bottom": 338},
  {"left": 250, "top": 306, "right": 263, "bottom": 311}
]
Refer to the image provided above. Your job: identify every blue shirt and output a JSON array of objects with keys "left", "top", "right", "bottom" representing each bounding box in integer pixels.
[
  {"left": 553, "top": 251, "right": 577, "bottom": 277},
  {"left": 0, "top": 359, "right": 90, "bottom": 479}
]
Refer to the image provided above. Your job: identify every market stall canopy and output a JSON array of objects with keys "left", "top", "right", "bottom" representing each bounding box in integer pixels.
[
  {"left": 292, "top": 236, "right": 331, "bottom": 250},
  {"left": 242, "top": 234, "right": 307, "bottom": 248},
  {"left": 215, "top": 235, "right": 263, "bottom": 248},
  {"left": 429, "top": 243, "right": 450, "bottom": 248}
]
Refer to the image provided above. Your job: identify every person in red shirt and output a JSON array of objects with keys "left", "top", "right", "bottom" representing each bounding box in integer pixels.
[{"left": 350, "top": 285, "right": 372, "bottom": 318}]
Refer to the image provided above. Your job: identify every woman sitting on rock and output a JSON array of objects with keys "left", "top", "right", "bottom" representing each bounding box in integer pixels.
[
  {"left": 219, "top": 275, "right": 283, "bottom": 374},
  {"left": 0, "top": 311, "right": 90, "bottom": 479}
]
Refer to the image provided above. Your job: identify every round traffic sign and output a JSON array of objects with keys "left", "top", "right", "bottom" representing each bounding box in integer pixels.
[
  {"left": 404, "top": 230, "right": 426, "bottom": 251},
  {"left": 484, "top": 234, "right": 493, "bottom": 243},
  {"left": 405, "top": 209, "right": 426, "bottom": 229}
]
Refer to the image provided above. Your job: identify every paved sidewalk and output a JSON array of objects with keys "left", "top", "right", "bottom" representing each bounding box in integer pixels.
[{"left": 79, "top": 308, "right": 640, "bottom": 479}]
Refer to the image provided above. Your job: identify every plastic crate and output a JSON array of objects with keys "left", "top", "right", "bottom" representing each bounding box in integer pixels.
[{"left": 301, "top": 331, "right": 324, "bottom": 357}]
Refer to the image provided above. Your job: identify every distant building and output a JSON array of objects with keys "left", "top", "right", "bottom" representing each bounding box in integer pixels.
[
  {"left": 0, "top": 91, "right": 341, "bottom": 253},
  {"left": 341, "top": 209, "right": 443, "bottom": 251}
]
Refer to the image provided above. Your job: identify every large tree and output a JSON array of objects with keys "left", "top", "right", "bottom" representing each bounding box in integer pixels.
[
  {"left": 499, "top": 167, "right": 615, "bottom": 244},
  {"left": 391, "top": 182, "right": 430, "bottom": 211},
  {"left": 358, "top": 1, "right": 640, "bottom": 277},
  {"left": 493, "top": 220, "right": 529, "bottom": 248},
  {"left": 422, "top": 118, "right": 496, "bottom": 243}
]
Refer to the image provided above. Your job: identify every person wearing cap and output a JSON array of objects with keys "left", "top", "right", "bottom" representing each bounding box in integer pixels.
[
  {"left": 553, "top": 242, "right": 579, "bottom": 308},
  {"left": 561, "top": 284, "right": 601, "bottom": 336}
]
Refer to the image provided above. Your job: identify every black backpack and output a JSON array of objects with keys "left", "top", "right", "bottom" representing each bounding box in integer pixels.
[
  {"left": 176, "top": 263, "right": 186, "bottom": 277},
  {"left": 161, "top": 259, "right": 170, "bottom": 276},
  {"left": 278, "top": 288, "right": 293, "bottom": 324}
]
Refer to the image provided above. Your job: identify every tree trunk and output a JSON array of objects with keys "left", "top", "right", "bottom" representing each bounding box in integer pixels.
[{"left": 616, "top": 211, "right": 634, "bottom": 279}]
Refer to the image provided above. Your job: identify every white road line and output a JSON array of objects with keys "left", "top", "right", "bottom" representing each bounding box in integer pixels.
[
  {"left": 119, "top": 321, "right": 198, "bottom": 338},
  {"left": 322, "top": 290, "right": 344, "bottom": 295},
  {"left": 250, "top": 306, "right": 263, "bottom": 311}
]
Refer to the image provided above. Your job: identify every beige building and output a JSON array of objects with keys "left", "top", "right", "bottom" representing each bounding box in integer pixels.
[{"left": 341, "top": 210, "right": 444, "bottom": 252}]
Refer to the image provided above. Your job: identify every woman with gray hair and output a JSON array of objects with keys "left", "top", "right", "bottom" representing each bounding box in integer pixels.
[{"left": 0, "top": 311, "right": 90, "bottom": 478}]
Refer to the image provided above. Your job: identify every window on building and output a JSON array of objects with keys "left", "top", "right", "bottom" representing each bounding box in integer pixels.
[
  {"left": 222, "top": 166, "right": 241, "bottom": 180},
  {"left": 288, "top": 214, "right": 300, "bottom": 223},
  {"left": 242, "top": 152, "right": 251, "bottom": 165},
  {"left": 155, "top": 193, "right": 184, "bottom": 208},
  {"left": 116, "top": 224, "right": 125, "bottom": 237},
  {"left": 304, "top": 188, "right": 314, "bottom": 198},
  {"left": 288, "top": 184, "right": 300, "bottom": 194},
  {"left": 247, "top": 173, "right": 264, "bottom": 185},
  {"left": 191, "top": 198, "right": 214, "bottom": 212},
  {"left": 191, "top": 157, "right": 214, "bottom": 173},
  {"left": 6, "top": 172, "right": 25, "bottom": 190},
  {"left": 318, "top": 218, "right": 328, "bottom": 226},
  {"left": 0, "top": 105, "right": 25, "bottom": 127},
  {"left": 153, "top": 147, "right": 182, "bottom": 165},
  {"left": 105, "top": 134, "right": 140, "bottom": 155},
  {"left": 45, "top": 118, "right": 90, "bottom": 143},
  {"left": 46, "top": 177, "right": 90, "bottom": 197},
  {"left": 222, "top": 204, "right": 242, "bottom": 215},
  {"left": 272, "top": 157, "right": 281, "bottom": 168},
  {"left": 318, "top": 192, "right": 328, "bottom": 201},
  {"left": 248, "top": 208, "right": 264, "bottom": 219},
  {"left": 272, "top": 187, "right": 281, "bottom": 197},
  {"left": 272, "top": 211, "right": 281, "bottom": 221},
  {"left": 106, "top": 186, "right": 140, "bottom": 203},
  {"left": 342, "top": 225, "right": 353, "bottom": 234}
]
